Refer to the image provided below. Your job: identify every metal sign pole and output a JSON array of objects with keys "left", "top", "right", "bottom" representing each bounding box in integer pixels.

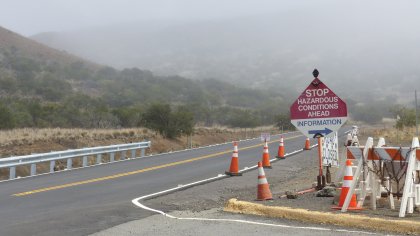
[
  {"left": 416, "top": 90, "right": 418, "bottom": 137},
  {"left": 317, "top": 136, "right": 326, "bottom": 189}
]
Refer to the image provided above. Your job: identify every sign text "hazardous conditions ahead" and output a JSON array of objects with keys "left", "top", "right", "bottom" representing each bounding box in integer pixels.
[{"left": 297, "top": 88, "right": 338, "bottom": 118}]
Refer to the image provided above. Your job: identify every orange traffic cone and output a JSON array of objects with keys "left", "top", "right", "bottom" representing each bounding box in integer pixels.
[
  {"left": 276, "top": 136, "right": 285, "bottom": 159},
  {"left": 332, "top": 160, "right": 362, "bottom": 210},
  {"left": 225, "top": 142, "right": 242, "bottom": 176},
  {"left": 257, "top": 161, "right": 273, "bottom": 200},
  {"left": 261, "top": 141, "right": 272, "bottom": 169},
  {"left": 304, "top": 137, "right": 311, "bottom": 150}
]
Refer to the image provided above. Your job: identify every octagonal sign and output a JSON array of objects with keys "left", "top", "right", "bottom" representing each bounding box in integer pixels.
[{"left": 290, "top": 78, "right": 347, "bottom": 138}]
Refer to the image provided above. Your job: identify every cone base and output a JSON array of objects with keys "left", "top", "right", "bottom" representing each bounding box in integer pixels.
[
  {"left": 256, "top": 197, "right": 273, "bottom": 201},
  {"left": 276, "top": 156, "right": 285, "bottom": 159},
  {"left": 225, "top": 171, "right": 243, "bottom": 176},
  {"left": 331, "top": 205, "right": 363, "bottom": 210}
]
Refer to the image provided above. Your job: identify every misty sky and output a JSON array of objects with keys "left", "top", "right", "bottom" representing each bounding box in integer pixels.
[
  {"left": 1, "top": 0, "right": 315, "bottom": 36},
  {"left": 4, "top": 0, "right": 417, "bottom": 36}
]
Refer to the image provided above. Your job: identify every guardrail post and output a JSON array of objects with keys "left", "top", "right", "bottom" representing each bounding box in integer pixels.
[
  {"left": 121, "top": 151, "right": 126, "bottom": 160},
  {"left": 30, "top": 164, "right": 36, "bottom": 176},
  {"left": 141, "top": 148, "right": 145, "bottom": 157},
  {"left": 131, "top": 150, "right": 136, "bottom": 159},
  {"left": 67, "top": 158, "right": 72, "bottom": 170},
  {"left": 83, "top": 156, "right": 88, "bottom": 167},
  {"left": 110, "top": 152, "right": 115, "bottom": 162},
  {"left": 50, "top": 160, "right": 55, "bottom": 173},
  {"left": 9, "top": 167, "right": 16, "bottom": 180},
  {"left": 96, "top": 154, "right": 102, "bottom": 164}
]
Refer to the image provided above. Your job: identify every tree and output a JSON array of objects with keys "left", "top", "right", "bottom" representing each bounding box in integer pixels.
[
  {"left": 0, "top": 103, "right": 15, "bottom": 129},
  {"left": 390, "top": 105, "right": 416, "bottom": 130},
  {"left": 274, "top": 113, "right": 295, "bottom": 131},
  {"left": 112, "top": 107, "right": 142, "bottom": 127},
  {"left": 227, "top": 110, "right": 260, "bottom": 128},
  {"left": 142, "top": 103, "right": 172, "bottom": 137},
  {"left": 172, "top": 106, "right": 194, "bottom": 136},
  {"left": 142, "top": 103, "right": 194, "bottom": 139}
]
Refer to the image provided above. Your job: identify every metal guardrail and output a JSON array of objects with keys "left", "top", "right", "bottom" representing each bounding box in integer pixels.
[{"left": 0, "top": 141, "right": 151, "bottom": 180}]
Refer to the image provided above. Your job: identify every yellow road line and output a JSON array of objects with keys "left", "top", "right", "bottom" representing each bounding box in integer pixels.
[{"left": 13, "top": 135, "right": 302, "bottom": 197}]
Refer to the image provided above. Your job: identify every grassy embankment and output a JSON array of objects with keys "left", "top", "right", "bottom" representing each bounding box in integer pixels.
[{"left": 358, "top": 123, "right": 419, "bottom": 146}]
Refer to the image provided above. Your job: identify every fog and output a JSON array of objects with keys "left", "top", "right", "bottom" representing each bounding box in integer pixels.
[
  {"left": 2, "top": 0, "right": 420, "bottom": 103},
  {"left": 1, "top": 0, "right": 312, "bottom": 36}
]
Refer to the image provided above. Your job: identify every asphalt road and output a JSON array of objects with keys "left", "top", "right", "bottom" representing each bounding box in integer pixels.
[{"left": 0, "top": 130, "right": 340, "bottom": 236}]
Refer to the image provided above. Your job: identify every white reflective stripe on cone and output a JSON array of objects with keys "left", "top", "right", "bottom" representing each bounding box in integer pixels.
[
  {"left": 343, "top": 179, "right": 352, "bottom": 188},
  {"left": 258, "top": 167, "right": 265, "bottom": 176},
  {"left": 258, "top": 177, "right": 268, "bottom": 185},
  {"left": 345, "top": 166, "right": 353, "bottom": 176}
]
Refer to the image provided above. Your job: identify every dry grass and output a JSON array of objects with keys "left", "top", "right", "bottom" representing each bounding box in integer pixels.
[
  {"left": 360, "top": 125, "right": 419, "bottom": 146},
  {"left": 224, "top": 199, "right": 420, "bottom": 234},
  {"left": 0, "top": 127, "right": 152, "bottom": 145}
]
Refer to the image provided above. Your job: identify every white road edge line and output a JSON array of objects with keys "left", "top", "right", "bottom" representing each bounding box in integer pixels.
[{"left": 131, "top": 132, "right": 375, "bottom": 235}]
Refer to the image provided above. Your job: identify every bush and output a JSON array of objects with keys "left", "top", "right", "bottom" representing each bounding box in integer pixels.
[
  {"left": 0, "top": 103, "right": 15, "bottom": 129},
  {"left": 142, "top": 103, "right": 194, "bottom": 139},
  {"left": 390, "top": 105, "right": 416, "bottom": 130},
  {"left": 274, "top": 113, "right": 295, "bottom": 131}
]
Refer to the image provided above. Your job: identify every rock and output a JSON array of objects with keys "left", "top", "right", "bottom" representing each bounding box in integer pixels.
[
  {"left": 285, "top": 191, "right": 298, "bottom": 199},
  {"left": 316, "top": 186, "right": 336, "bottom": 197}
]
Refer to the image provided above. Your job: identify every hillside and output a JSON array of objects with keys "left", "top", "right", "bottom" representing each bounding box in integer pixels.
[
  {"left": 0, "top": 26, "right": 98, "bottom": 69},
  {"left": 0, "top": 26, "right": 287, "bottom": 130}
]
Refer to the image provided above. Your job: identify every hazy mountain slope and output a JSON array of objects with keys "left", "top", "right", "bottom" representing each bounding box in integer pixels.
[
  {"left": 0, "top": 26, "right": 98, "bottom": 69},
  {"left": 0, "top": 26, "right": 290, "bottom": 129},
  {"left": 31, "top": 4, "right": 420, "bottom": 103}
]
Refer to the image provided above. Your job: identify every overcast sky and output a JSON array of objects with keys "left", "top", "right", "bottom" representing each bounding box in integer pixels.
[{"left": 1, "top": 0, "right": 327, "bottom": 36}]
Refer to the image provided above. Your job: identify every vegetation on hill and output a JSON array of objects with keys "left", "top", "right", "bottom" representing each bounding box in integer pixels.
[{"left": 0, "top": 28, "right": 289, "bottom": 135}]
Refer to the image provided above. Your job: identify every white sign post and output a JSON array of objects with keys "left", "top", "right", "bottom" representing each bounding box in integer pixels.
[
  {"left": 322, "top": 132, "right": 339, "bottom": 167},
  {"left": 260, "top": 133, "right": 271, "bottom": 142}
]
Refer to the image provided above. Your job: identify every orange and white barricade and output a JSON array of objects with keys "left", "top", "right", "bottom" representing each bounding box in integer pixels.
[{"left": 345, "top": 137, "right": 420, "bottom": 217}]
